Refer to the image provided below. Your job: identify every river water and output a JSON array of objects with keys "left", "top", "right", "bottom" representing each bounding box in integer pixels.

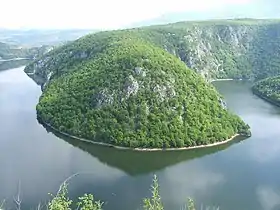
[{"left": 1, "top": 67, "right": 280, "bottom": 210}]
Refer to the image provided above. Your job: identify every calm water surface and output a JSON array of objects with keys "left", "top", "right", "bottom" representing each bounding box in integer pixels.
[{"left": 1, "top": 67, "right": 280, "bottom": 210}]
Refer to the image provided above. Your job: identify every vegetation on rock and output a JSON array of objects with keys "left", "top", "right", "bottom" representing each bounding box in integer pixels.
[{"left": 36, "top": 32, "right": 249, "bottom": 149}]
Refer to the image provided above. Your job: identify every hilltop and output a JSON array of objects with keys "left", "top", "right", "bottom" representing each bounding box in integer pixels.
[{"left": 33, "top": 31, "right": 250, "bottom": 149}]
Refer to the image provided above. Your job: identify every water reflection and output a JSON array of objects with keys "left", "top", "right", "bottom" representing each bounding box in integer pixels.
[
  {"left": 256, "top": 186, "right": 280, "bottom": 210},
  {"left": 4, "top": 68, "right": 279, "bottom": 210},
  {"left": 38, "top": 119, "right": 247, "bottom": 176}
]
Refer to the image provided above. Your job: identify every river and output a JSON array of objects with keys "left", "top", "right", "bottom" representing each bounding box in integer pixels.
[{"left": 1, "top": 67, "right": 280, "bottom": 210}]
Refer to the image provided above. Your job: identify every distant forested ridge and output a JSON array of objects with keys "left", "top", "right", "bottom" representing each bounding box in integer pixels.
[
  {"left": 0, "top": 28, "right": 98, "bottom": 70},
  {"left": 25, "top": 19, "right": 280, "bottom": 86},
  {"left": 0, "top": 42, "right": 52, "bottom": 70},
  {"left": 0, "top": 29, "right": 97, "bottom": 46},
  {"left": 252, "top": 76, "right": 280, "bottom": 106}
]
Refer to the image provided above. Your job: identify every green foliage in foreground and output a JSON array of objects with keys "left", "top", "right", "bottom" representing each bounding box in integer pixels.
[
  {"left": 48, "top": 184, "right": 103, "bottom": 210},
  {"left": 48, "top": 175, "right": 198, "bottom": 210},
  {"left": 0, "top": 176, "right": 220, "bottom": 210},
  {"left": 37, "top": 34, "right": 249, "bottom": 149},
  {"left": 252, "top": 76, "right": 280, "bottom": 106}
]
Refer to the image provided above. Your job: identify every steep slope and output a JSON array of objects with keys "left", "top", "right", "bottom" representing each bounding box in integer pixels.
[
  {"left": 25, "top": 19, "right": 280, "bottom": 86},
  {"left": 36, "top": 34, "right": 249, "bottom": 149},
  {"left": 252, "top": 76, "right": 280, "bottom": 106},
  {"left": 250, "top": 23, "right": 280, "bottom": 80}
]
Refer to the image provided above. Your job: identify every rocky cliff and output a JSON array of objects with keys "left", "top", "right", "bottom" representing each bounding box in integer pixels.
[{"left": 25, "top": 19, "right": 280, "bottom": 86}]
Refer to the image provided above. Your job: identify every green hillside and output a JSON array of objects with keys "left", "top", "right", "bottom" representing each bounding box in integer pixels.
[
  {"left": 252, "top": 76, "right": 280, "bottom": 106},
  {"left": 35, "top": 32, "right": 249, "bottom": 149},
  {"left": 25, "top": 19, "right": 280, "bottom": 86}
]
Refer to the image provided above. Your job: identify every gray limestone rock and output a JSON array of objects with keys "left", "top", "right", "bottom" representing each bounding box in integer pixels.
[
  {"left": 124, "top": 75, "right": 139, "bottom": 98},
  {"left": 93, "top": 89, "right": 114, "bottom": 108}
]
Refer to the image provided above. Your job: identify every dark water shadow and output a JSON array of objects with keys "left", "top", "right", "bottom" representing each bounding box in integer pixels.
[{"left": 38, "top": 119, "right": 248, "bottom": 176}]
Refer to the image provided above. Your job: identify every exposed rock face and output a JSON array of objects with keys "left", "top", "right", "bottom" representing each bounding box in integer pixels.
[
  {"left": 47, "top": 72, "right": 53, "bottom": 81},
  {"left": 124, "top": 75, "right": 139, "bottom": 99},
  {"left": 74, "top": 51, "right": 88, "bottom": 59},
  {"left": 24, "top": 20, "right": 280, "bottom": 87},
  {"left": 25, "top": 49, "right": 92, "bottom": 87},
  {"left": 167, "top": 25, "right": 255, "bottom": 81},
  {"left": 219, "top": 98, "right": 227, "bottom": 109},
  {"left": 93, "top": 89, "right": 114, "bottom": 108},
  {"left": 134, "top": 67, "right": 146, "bottom": 77},
  {"left": 153, "top": 83, "right": 176, "bottom": 102}
]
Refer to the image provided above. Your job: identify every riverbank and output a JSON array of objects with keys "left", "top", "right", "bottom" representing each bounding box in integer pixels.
[
  {"left": 0, "top": 59, "right": 30, "bottom": 71},
  {"left": 210, "top": 78, "right": 250, "bottom": 83},
  {"left": 41, "top": 119, "right": 245, "bottom": 152},
  {"left": 252, "top": 90, "right": 280, "bottom": 107},
  {"left": 211, "top": 78, "right": 234, "bottom": 82}
]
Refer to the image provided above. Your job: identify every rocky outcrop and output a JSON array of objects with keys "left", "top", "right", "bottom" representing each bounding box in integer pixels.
[
  {"left": 163, "top": 24, "right": 257, "bottom": 81},
  {"left": 93, "top": 89, "right": 114, "bottom": 108},
  {"left": 124, "top": 75, "right": 139, "bottom": 99},
  {"left": 134, "top": 67, "right": 146, "bottom": 77},
  {"left": 24, "top": 49, "right": 93, "bottom": 86},
  {"left": 219, "top": 98, "right": 227, "bottom": 109},
  {"left": 153, "top": 83, "right": 176, "bottom": 102}
]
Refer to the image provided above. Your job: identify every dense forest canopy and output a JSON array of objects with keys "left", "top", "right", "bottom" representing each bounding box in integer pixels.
[
  {"left": 35, "top": 31, "right": 250, "bottom": 149},
  {"left": 252, "top": 76, "right": 280, "bottom": 106}
]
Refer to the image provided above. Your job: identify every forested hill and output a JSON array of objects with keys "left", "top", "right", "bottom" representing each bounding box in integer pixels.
[
  {"left": 0, "top": 42, "right": 52, "bottom": 70},
  {"left": 25, "top": 19, "right": 280, "bottom": 86},
  {"left": 35, "top": 31, "right": 250, "bottom": 149},
  {"left": 252, "top": 76, "right": 280, "bottom": 106}
]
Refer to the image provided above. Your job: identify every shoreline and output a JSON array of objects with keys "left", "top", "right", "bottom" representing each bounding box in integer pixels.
[
  {"left": 210, "top": 78, "right": 234, "bottom": 82},
  {"left": 210, "top": 78, "right": 250, "bottom": 83},
  {"left": 41, "top": 119, "right": 243, "bottom": 152},
  {"left": 252, "top": 90, "right": 280, "bottom": 107}
]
